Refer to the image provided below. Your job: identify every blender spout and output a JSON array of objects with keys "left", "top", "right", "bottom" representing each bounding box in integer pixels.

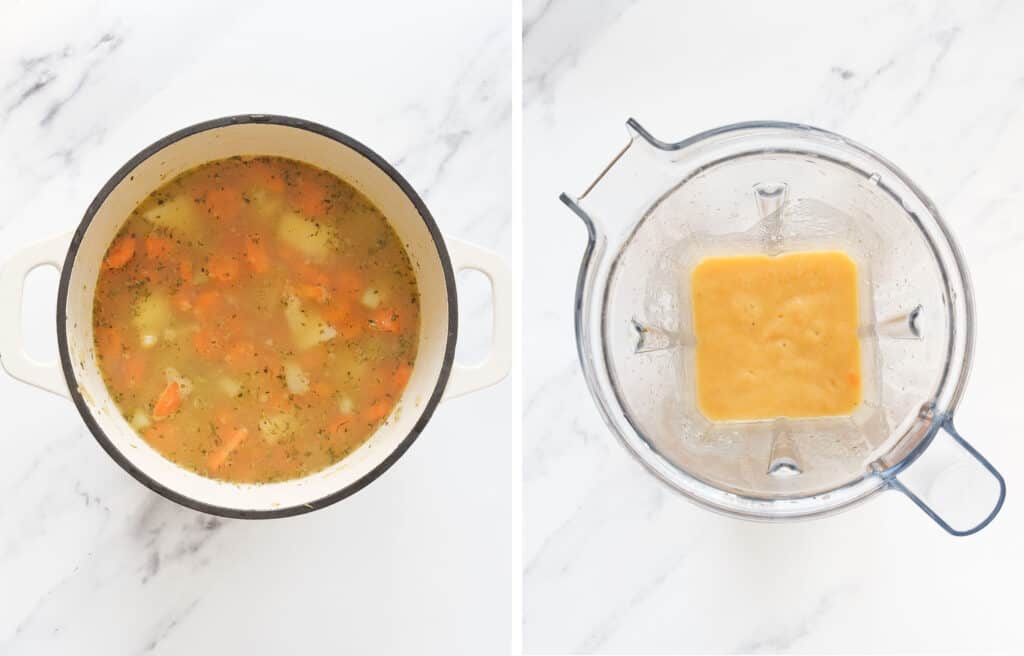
[
  {"left": 559, "top": 192, "right": 605, "bottom": 284},
  {"left": 560, "top": 191, "right": 609, "bottom": 411}
]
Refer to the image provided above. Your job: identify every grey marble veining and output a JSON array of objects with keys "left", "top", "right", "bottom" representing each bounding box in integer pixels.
[{"left": 523, "top": 0, "right": 635, "bottom": 108}]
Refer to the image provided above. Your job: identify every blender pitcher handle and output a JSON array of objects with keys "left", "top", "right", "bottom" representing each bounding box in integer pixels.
[
  {"left": 0, "top": 232, "right": 72, "bottom": 398},
  {"left": 442, "top": 239, "right": 516, "bottom": 400},
  {"left": 883, "top": 419, "right": 1005, "bottom": 536}
]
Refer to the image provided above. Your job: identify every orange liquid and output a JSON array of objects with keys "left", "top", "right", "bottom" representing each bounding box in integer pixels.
[{"left": 690, "top": 251, "right": 861, "bottom": 421}]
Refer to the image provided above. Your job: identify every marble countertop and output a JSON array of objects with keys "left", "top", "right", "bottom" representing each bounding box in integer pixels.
[
  {"left": 524, "top": 0, "right": 1024, "bottom": 653},
  {"left": 0, "top": 1, "right": 517, "bottom": 654}
]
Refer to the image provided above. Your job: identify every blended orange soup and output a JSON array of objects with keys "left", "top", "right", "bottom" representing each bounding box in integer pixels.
[{"left": 690, "top": 250, "right": 861, "bottom": 421}]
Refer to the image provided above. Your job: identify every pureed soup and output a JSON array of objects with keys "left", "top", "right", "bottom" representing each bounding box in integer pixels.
[
  {"left": 690, "top": 250, "right": 861, "bottom": 421},
  {"left": 93, "top": 156, "right": 419, "bottom": 483}
]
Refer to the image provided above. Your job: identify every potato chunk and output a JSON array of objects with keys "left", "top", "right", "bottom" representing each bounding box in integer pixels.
[
  {"left": 132, "top": 294, "right": 171, "bottom": 340},
  {"left": 258, "top": 412, "right": 296, "bottom": 445},
  {"left": 283, "top": 292, "right": 336, "bottom": 350},
  {"left": 142, "top": 195, "right": 200, "bottom": 237},
  {"left": 283, "top": 361, "right": 310, "bottom": 395},
  {"left": 247, "top": 187, "right": 284, "bottom": 221},
  {"left": 277, "top": 211, "right": 333, "bottom": 261}
]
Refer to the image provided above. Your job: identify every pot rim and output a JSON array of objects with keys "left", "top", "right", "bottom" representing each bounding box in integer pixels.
[{"left": 56, "top": 114, "right": 458, "bottom": 519}]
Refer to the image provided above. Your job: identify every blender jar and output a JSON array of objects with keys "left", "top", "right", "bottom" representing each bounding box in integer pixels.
[{"left": 561, "top": 119, "right": 1004, "bottom": 535}]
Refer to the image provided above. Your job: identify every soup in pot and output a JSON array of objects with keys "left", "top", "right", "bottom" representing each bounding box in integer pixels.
[{"left": 92, "top": 156, "right": 420, "bottom": 483}]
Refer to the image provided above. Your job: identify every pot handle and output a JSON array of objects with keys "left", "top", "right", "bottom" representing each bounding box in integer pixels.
[
  {"left": 0, "top": 232, "right": 72, "bottom": 398},
  {"left": 883, "top": 418, "right": 1005, "bottom": 536},
  {"left": 442, "top": 238, "right": 516, "bottom": 400}
]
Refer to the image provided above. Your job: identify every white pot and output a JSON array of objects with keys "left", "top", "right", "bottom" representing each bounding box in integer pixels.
[{"left": 0, "top": 115, "right": 515, "bottom": 518}]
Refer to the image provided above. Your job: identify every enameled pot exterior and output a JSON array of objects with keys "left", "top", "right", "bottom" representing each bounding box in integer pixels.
[{"left": 0, "top": 115, "right": 515, "bottom": 518}]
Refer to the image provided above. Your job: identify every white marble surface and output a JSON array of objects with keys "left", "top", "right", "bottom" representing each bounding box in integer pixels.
[
  {"left": 524, "top": 0, "right": 1024, "bottom": 653},
  {"left": 0, "top": 1, "right": 518, "bottom": 654}
]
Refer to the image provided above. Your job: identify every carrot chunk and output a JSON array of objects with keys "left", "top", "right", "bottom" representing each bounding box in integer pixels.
[
  {"left": 145, "top": 234, "right": 175, "bottom": 260},
  {"left": 293, "top": 179, "right": 328, "bottom": 217},
  {"left": 224, "top": 341, "right": 258, "bottom": 370},
  {"left": 193, "top": 290, "right": 223, "bottom": 320},
  {"left": 322, "top": 301, "right": 351, "bottom": 326},
  {"left": 337, "top": 270, "right": 364, "bottom": 296},
  {"left": 364, "top": 399, "right": 392, "bottom": 422},
  {"left": 297, "top": 283, "right": 329, "bottom": 304},
  {"left": 339, "top": 321, "right": 363, "bottom": 341},
  {"left": 393, "top": 363, "right": 412, "bottom": 389},
  {"left": 96, "top": 326, "right": 123, "bottom": 363},
  {"left": 297, "top": 261, "right": 329, "bottom": 287},
  {"left": 245, "top": 160, "right": 286, "bottom": 193},
  {"left": 207, "top": 425, "right": 248, "bottom": 472},
  {"left": 323, "top": 300, "right": 360, "bottom": 340},
  {"left": 204, "top": 186, "right": 242, "bottom": 221},
  {"left": 103, "top": 236, "right": 136, "bottom": 269},
  {"left": 244, "top": 236, "right": 269, "bottom": 273},
  {"left": 152, "top": 381, "right": 182, "bottom": 420},
  {"left": 208, "top": 255, "right": 239, "bottom": 282},
  {"left": 329, "top": 414, "right": 354, "bottom": 434}
]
